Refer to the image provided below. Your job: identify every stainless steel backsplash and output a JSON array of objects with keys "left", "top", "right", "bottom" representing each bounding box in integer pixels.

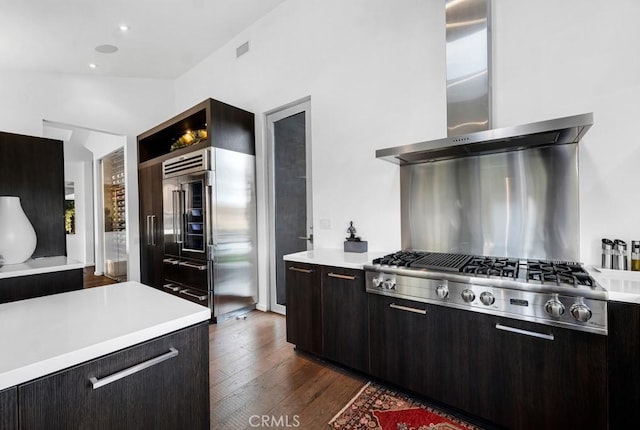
[{"left": 401, "top": 145, "right": 579, "bottom": 261}]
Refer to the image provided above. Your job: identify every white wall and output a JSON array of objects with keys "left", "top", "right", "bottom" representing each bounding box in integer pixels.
[
  {"left": 175, "top": 0, "right": 445, "bottom": 309},
  {"left": 174, "top": 0, "right": 640, "bottom": 309},
  {"left": 0, "top": 70, "right": 175, "bottom": 280}
]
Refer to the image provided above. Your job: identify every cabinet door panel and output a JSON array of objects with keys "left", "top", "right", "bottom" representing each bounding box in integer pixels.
[
  {"left": 368, "top": 294, "right": 431, "bottom": 394},
  {"left": 285, "top": 262, "right": 322, "bottom": 354},
  {"left": 480, "top": 316, "right": 607, "bottom": 430},
  {"left": 608, "top": 301, "right": 640, "bottom": 429},
  {"left": 138, "top": 163, "right": 164, "bottom": 288},
  {"left": 0, "top": 387, "right": 17, "bottom": 430},
  {"left": 18, "top": 323, "right": 209, "bottom": 430},
  {"left": 321, "top": 267, "right": 368, "bottom": 372}
]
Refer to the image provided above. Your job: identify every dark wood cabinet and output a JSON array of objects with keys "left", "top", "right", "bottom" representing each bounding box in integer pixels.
[
  {"left": 368, "top": 294, "right": 432, "bottom": 394},
  {"left": 285, "top": 262, "right": 322, "bottom": 355},
  {"left": 321, "top": 266, "right": 369, "bottom": 372},
  {"left": 608, "top": 301, "right": 640, "bottom": 429},
  {"left": 18, "top": 322, "right": 209, "bottom": 430},
  {"left": 477, "top": 316, "right": 607, "bottom": 430},
  {"left": 138, "top": 163, "right": 164, "bottom": 288},
  {"left": 0, "top": 387, "right": 17, "bottom": 430},
  {"left": 0, "top": 269, "right": 82, "bottom": 304},
  {"left": 0, "top": 131, "right": 66, "bottom": 258},
  {"left": 369, "top": 291, "right": 608, "bottom": 430}
]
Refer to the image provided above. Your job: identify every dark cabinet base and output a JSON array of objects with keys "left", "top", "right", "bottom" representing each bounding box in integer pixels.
[
  {"left": 0, "top": 269, "right": 82, "bottom": 304},
  {"left": 18, "top": 323, "right": 209, "bottom": 430}
]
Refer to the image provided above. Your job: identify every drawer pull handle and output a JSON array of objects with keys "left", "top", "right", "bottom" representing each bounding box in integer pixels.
[
  {"left": 178, "top": 261, "right": 207, "bottom": 270},
  {"left": 89, "top": 347, "right": 179, "bottom": 389},
  {"left": 289, "top": 267, "right": 313, "bottom": 274},
  {"left": 389, "top": 303, "right": 427, "bottom": 315},
  {"left": 162, "top": 258, "right": 179, "bottom": 265},
  {"left": 162, "top": 283, "right": 181, "bottom": 292},
  {"left": 495, "top": 323, "right": 554, "bottom": 341},
  {"left": 179, "top": 289, "right": 208, "bottom": 301},
  {"left": 327, "top": 273, "right": 356, "bottom": 280}
]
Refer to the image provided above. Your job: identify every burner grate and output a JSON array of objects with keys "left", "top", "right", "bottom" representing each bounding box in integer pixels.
[
  {"left": 461, "top": 256, "right": 520, "bottom": 279},
  {"left": 409, "top": 253, "right": 473, "bottom": 272},
  {"left": 526, "top": 259, "right": 594, "bottom": 287}
]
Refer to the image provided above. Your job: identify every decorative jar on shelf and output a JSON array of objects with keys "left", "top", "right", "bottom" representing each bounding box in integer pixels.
[{"left": 0, "top": 196, "right": 37, "bottom": 265}]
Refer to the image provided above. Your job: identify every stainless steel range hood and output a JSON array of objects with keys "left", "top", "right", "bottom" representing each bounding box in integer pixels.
[{"left": 376, "top": 112, "right": 593, "bottom": 165}]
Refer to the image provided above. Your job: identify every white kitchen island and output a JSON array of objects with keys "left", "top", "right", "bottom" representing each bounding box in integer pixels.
[{"left": 0, "top": 281, "right": 210, "bottom": 429}]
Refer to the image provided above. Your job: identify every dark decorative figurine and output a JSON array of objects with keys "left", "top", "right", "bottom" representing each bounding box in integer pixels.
[{"left": 344, "top": 221, "right": 367, "bottom": 253}]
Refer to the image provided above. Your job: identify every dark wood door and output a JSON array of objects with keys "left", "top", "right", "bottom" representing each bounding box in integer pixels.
[
  {"left": 0, "top": 387, "right": 17, "bottom": 430},
  {"left": 285, "top": 262, "right": 322, "bottom": 355},
  {"left": 18, "top": 323, "right": 209, "bottom": 430},
  {"left": 321, "top": 266, "right": 368, "bottom": 372},
  {"left": 138, "top": 163, "right": 164, "bottom": 288},
  {"left": 608, "top": 301, "right": 640, "bottom": 429},
  {"left": 475, "top": 316, "right": 608, "bottom": 430},
  {"left": 368, "top": 294, "right": 431, "bottom": 394}
]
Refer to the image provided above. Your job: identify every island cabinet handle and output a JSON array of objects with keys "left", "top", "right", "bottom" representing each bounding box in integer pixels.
[
  {"left": 89, "top": 347, "right": 179, "bottom": 390},
  {"left": 327, "top": 273, "right": 356, "bottom": 281},
  {"left": 495, "top": 323, "right": 555, "bottom": 341},
  {"left": 288, "top": 267, "right": 314, "bottom": 274},
  {"left": 389, "top": 303, "right": 427, "bottom": 315}
]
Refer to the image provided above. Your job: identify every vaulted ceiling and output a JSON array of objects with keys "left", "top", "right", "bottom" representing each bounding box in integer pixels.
[{"left": 0, "top": 0, "right": 287, "bottom": 79}]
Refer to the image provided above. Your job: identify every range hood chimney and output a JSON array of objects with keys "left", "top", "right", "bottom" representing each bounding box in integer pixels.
[{"left": 377, "top": 0, "right": 593, "bottom": 165}]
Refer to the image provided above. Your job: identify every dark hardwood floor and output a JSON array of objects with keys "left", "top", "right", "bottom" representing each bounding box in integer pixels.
[
  {"left": 209, "top": 311, "right": 366, "bottom": 429},
  {"left": 81, "top": 273, "right": 367, "bottom": 429},
  {"left": 82, "top": 266, "right": 118, "bottom": 289}
]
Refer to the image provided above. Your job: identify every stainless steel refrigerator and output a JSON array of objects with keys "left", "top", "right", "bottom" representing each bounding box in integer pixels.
[{"left": 161, "top": 147, "right": 258, "bottom": 322}]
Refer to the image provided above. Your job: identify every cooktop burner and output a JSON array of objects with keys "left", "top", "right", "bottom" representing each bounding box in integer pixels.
[
  {"left": 461, "top": 256, "right": 520, "bottom": 279},
  {"left": 526, "top": 260, "right": 594, "bottom": 287}
]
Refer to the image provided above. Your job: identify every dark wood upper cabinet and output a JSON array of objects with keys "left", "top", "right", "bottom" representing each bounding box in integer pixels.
[
  {"left": 137, "top": 98, "right": 255, "bottom": 166},
  {"left": 0, "top": 131, "right": 66, "bottom": 258}
]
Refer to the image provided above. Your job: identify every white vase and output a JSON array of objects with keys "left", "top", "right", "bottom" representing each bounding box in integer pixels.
[{"left": 0, "top": 196, "right": 37, "bottom": 265}]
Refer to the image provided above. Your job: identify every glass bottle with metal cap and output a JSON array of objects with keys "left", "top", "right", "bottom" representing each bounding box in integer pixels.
[
  {"left": 631, "top": 241, "right": 640, "bottom": 271},
  {"left": 613, "top": 239, "right": 628, "bottom": 270},
  {"left": 602, "top": 238, "right": 614, "bottom": 269}
]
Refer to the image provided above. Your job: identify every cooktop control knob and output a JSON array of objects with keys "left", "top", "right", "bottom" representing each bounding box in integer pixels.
[
  {"left": 372, "top": 276, "right": 383, "bottom": 288},
  {"left": 461, "top": 289, "right": 476, "bottom": 303},
  {"left": 383, "top": 278, "right": 396, "bottom": 290},
  {"left": 436, "top": 284, "right": 449, "bottom": 299},
  {"left": 570, "top": 298, "right": 592, "bottom": 322},
  {"left": 544, "top": 294, "right": 565, "bottom": 317},
  {"left": 480, "top": 291, "right": 495, "bottom": 306}
]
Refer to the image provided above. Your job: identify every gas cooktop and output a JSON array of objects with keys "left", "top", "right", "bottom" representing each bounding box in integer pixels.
[{"left": 371, "top": 251, "right": 599, "bottom": 289}]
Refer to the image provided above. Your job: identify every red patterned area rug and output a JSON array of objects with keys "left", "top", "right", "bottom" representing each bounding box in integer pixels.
[{"left": 329, "top": 382, "right": 481, "bottom": 430}]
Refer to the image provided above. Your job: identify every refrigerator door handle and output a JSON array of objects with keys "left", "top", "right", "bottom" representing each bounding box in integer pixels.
[
  {"left": 179, "top": 189, "right": 186, "bottom": 245},
  {"left": 150, "top": 215, "right": 157, "bottom": 246},
  {"left": 172, "top": 190, "right": 184, "bottom": 244},
  {"left": 146, "top": 215, "right": 152, "bottom": 246}
]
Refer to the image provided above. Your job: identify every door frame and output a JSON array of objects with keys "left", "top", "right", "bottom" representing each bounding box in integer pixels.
[{"left": 265, "top": 96, "right": 313, "bottom": 315}]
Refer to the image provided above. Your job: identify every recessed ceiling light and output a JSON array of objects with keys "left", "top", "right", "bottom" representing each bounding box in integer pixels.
[
  {"left": 88, "top": 63, "right": 98, "bottom": 69},
  {"left": 95, "top": 44, "right": 118, "bottom": 54},
  {"left": 119, "top": 25, "right": 129, "bottom": 32}
]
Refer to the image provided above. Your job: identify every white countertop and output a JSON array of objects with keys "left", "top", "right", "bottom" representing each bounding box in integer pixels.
[
  {"left": 0, "top": 256, "right": 84, "bottom": 279},
  {"left": 283, "top": 248, "right": 389, "bottom": 270},
  {"left": 0, "top": 281, "right": 210, "bottom": 390},
  {"left": 586, "top": 266, "right": 640, "bottom": 304}
]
